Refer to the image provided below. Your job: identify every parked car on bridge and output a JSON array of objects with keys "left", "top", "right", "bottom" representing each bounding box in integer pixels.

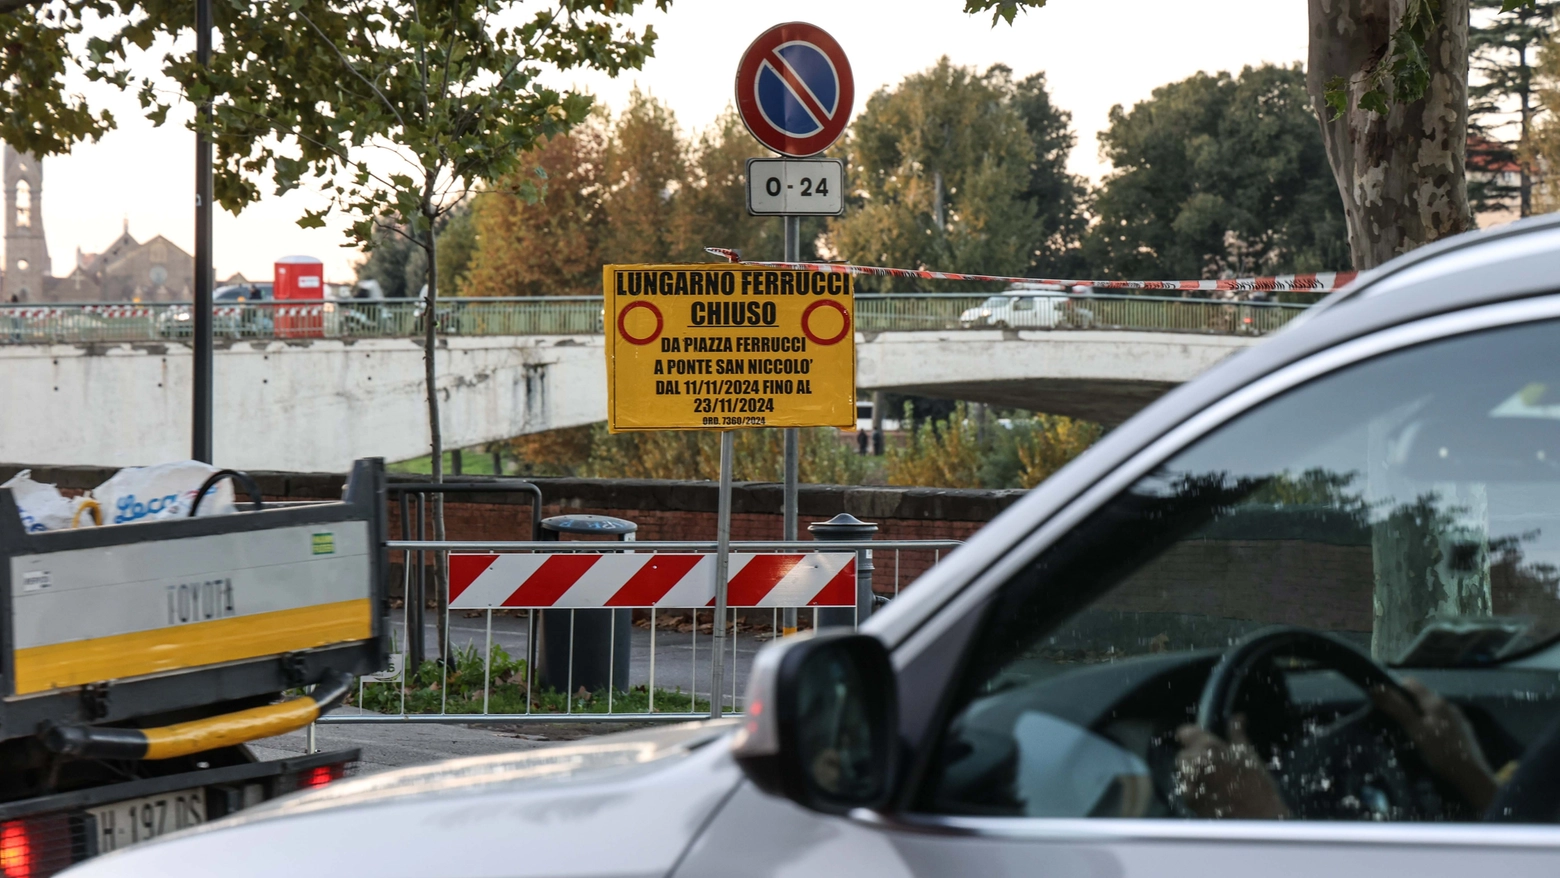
[
  {"left": 958, "top": 293, "right": 1066, "bottom": 328},
  {"left": 158, "top": 283, "right": 277, "bottom": 339},
  {"left": 959, "top": 292, "right": 1095, "bottom": 329},
  {"left": 69, "top": 215, "right": 1560, "bottom": 877}
]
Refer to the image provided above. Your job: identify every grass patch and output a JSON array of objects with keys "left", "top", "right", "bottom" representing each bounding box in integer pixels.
[{"left": 347, "top": 642, "right": 711, "bottom": 715}]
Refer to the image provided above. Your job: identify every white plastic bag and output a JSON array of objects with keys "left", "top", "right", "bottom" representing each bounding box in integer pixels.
[
  {"left": 1, "top": 471, "right": 99, "bottom": 531},
  {"left": 93, "top": 461, "right": 236, "bottom": 525}
]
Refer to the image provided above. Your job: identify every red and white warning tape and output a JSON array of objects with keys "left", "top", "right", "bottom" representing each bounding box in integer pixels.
[
  {"left": 449, "top": 552, "right": 857, "bottom": 609},
  {"left": 704, "top": 248, "right": 1357, "bottom": 294}
]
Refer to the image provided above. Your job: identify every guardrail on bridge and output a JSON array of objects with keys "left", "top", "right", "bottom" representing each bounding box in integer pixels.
[{"left": 1, "top": 293, "right": 1309, "bottom": 346}]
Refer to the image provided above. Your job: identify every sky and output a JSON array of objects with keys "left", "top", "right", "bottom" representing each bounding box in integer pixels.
[{"left": 22, "top": 0, "right": 1307, "bottom": 283}]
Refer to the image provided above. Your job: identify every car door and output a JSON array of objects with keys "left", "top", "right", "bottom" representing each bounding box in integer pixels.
[{"left": 674, "top": 294, "right": 1560, "bottom": 877}]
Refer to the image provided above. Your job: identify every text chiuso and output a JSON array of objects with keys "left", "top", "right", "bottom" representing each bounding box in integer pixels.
[{"left": 613, "top": 269, "right": 849, "bottom": 297}]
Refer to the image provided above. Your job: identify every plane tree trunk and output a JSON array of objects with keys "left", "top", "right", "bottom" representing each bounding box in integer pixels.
[{"left": 1307, "top": 0, "right": 1475, "bottom": 269}]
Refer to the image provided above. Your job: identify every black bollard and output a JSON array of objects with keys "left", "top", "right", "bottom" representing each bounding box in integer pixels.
[
  {"left": 807, "top": 512, "right": 878, "bottom": 628},
  {"left": 535, "top": 515, "right": 636, "bottom": 695}
]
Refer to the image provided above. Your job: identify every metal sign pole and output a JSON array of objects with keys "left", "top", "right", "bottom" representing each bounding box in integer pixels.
[
  {"left": 710, "top": 430, "right": 735, "bottom": 718},
  {"left": 191, "top": 0, "right": 215, "bottom": 463},
  {"left": 782, "top": 214, "right": 801, "bottom": 637}
]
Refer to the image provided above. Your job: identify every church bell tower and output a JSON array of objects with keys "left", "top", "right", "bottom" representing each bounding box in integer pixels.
[{"left": 3, "top": 144, "right": 51, "bottom": 302}]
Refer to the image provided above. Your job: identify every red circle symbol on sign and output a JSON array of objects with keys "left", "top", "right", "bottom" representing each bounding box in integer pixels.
[
  {"left": 618, "top": 301, "right": 663, "bottom": 345},
  {"left": 801, "top": 299, "right": 851, "bottom": 346},
  {"left": 735, "top": 22, "right": 854, "bottom": 157}
]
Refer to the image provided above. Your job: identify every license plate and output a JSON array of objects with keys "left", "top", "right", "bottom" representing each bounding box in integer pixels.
[{"left": 89, "top": 787, "right": 205, "bottom": 853}]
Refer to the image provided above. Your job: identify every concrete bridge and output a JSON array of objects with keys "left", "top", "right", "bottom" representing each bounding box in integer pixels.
[{"left": 0, "top": 295, "right": 1292, "bottom": 471}]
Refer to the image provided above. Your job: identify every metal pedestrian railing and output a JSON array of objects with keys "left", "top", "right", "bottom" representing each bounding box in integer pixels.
[
  {"left": 319, "top": 536, "right": 961, "bottom": 726},
  {"left": 853, "top": 292, "right": 1308, "bottom": 335},
  {"left": 1, "top": 293, "right": 1307, "bottom": 346},
  {"left": 0, "top": 297, "right": 603, "bottom": 345}
]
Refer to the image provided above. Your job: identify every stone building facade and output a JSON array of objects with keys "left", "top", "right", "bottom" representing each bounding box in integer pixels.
[
  {"left": 2, "top": 143, "right": 194, "bottom": 302},
  {"left": 3, "top": 144, "right": 51, "bottom": 302},
  {"left": 72, "top": 225, "right": 194, "bottom": 302}
]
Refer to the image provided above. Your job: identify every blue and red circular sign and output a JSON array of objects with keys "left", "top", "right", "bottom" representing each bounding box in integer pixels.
[{"left": 735, "top": 22, "right": 854, "bottom": 157}]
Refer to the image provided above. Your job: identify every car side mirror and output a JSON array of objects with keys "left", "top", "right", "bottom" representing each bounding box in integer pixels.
[{"left": 730, "top": 630, "right": 898, "bottom": 814}]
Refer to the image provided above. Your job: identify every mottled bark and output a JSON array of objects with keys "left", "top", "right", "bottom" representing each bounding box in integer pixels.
[
  {"left": 1371, "top": 487, "right": 1491, "bottom": 662},
  {"left": 1308, "top": 0, "right": 1474, "bottom": 269}
]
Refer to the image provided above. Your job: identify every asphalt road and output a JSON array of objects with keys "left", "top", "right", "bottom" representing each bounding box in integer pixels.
[{"left": 251, "top": 707, "right": 548, "bottom": 773}]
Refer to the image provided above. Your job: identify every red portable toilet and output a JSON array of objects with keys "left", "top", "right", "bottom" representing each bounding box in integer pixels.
[{"left": 274, "top": 255, "right": 325, "bottom": 338}]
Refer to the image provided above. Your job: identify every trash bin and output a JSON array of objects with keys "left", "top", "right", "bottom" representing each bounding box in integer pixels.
[
  {"left": 535, "top": 514, "right": 635, "bottom": 695},
  {"left": 807, "top": 513, "right": 877, "bottom": 628}
]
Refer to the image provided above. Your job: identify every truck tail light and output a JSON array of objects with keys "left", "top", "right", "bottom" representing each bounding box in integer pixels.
[
  {"left": 297, "top": 764, "right": 344, "bottom": 791},
  {"left": 0, "top": 822, "right": 32, "bottom": 878},
  {"left": 0, "top": 815, "right": 77, "bottom": 878}
]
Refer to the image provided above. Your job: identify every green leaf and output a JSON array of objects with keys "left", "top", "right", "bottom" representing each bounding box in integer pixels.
[
  {"left": 1358, "top": 88, "right": 1392, "bottom": 116},
  {"left": 1323, "top": 76, "right": 1351, "bottom": 120},
  {"left": 963, "top": 0, "right": 1044, "bottom": 25}
]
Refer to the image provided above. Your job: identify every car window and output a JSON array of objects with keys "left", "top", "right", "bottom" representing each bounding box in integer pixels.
[
  {"left": 923, "top": 318, "right": 1560, "bottom": 822},
  {"left": 1012, "top": 297, "right": 1034, "bottom": 311}
]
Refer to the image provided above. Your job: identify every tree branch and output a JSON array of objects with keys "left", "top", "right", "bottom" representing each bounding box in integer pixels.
[{"left": 294, "top": 6, "right": 408, "bottom": 130}]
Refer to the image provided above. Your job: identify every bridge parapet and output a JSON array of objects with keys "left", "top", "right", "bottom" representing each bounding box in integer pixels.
[{"left": 0, "top": 293, "right": 1308, "bottom": 346}]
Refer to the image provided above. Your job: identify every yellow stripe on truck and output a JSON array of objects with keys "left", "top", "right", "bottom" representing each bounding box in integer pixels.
[
  {"left": 12, "top": 598, "right": 372, "bottom": 695},
  {"left": 142, "top": 696, "right": 324, "bottom": 760}
]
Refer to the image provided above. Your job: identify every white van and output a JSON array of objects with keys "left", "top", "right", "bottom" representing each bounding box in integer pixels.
[{"left": 958, "top": 293, "right": 1066, "bottom": 328}]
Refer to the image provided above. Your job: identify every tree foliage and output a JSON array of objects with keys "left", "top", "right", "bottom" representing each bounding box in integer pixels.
[
  {"left": 599, "top": 88, "right": 685, "bottom": 264},
  {"left": 1524, "top": 28, "right": 1560, "bottom": 212},
  {"left": 1468, "top": 0, "right": 1559, "bottom": 216},
  {"left": 829, "top": 58, "right": 1083, "bottom": 291},
  {"left": 1084, "top": 65, "right": 1349, "bottom": 280},
  {"left": 462, "top": 93, "right": 814, "bottom": 297},
  {"left": 462, "top": 122, "right": 609, "bottom": 296},
  {"left": 672, "top": 109, "right": 795, "bottom": 263},
  {"left": 884, "top": 403, "right": 1101, "bottom": 489},
  {"left": 510, "top": 424, "right": 867, "bottom": 484}
]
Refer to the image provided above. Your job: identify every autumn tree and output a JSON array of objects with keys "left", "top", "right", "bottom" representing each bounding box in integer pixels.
[
  {"left": 670, "top": 108, "right": 794, "bottom": 262},
  {"left": 1084, "top": 65, "right": 1349, "bottom": 280},
  {"left": 461, "top": 124, "right": 608, "bottom": 297},
  {"left": 580, "top": 426, "right": 866, "bottom": 484},
  {"left": 1523, "top": 27, "right": 1560, "bottom": 211},
  {"left": 599, "top": 89, "right": 685, "bottom": 263},
  {"left": 830, "top": 59, "right": 1061, "bottom": 290}
]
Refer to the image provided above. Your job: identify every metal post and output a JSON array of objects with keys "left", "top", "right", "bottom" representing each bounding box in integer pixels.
[
  {"left": 191, "top": 0, "right": 214, "bottom": 463},
  {"left": 710, "top": 431, "right": 734, "bottom": 719},
  {"left": 782, "top": 214, "right": 801, "bottom": 638},
  {"left": 871, "top": 390, "right": 885, "bottom": 456},
  {"left": 782, "top": 428, "right": 799, "bottom": 637},
  {"left": 482, "top": 608, "right": 492, "bottom": 715}
]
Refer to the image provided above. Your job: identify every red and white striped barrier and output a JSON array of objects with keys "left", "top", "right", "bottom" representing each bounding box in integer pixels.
[
  {"left": 704, "top": 248, "right": 1357, "bottom": 294},
  {"left": 449, "top": 552, "right": 857, "bottom": 609}
]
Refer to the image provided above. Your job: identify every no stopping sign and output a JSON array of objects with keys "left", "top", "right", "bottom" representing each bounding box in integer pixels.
[{"left": 735, "top": 22, "right": 854, "bottom": 157}]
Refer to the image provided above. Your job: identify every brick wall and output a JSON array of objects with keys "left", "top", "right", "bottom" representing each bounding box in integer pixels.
[
  {"left": 1, "top": 463, "right": 1020, "bottom": 595},
  {"left": 382, "top": 475, "right": 1012, "bottom": 594}
]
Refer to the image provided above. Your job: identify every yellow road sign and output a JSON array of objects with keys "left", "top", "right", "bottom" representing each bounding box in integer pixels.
[{"left": 604, "top": 264, "right": 856, "bottom": 432}]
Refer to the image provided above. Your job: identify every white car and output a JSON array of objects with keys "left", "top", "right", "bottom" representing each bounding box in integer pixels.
[
  {"left": 70, "top": 215, "right": 1560, "bottom": 876},
  {"left": 958, "top": 293, "right": 1068, "bottom": 328}
]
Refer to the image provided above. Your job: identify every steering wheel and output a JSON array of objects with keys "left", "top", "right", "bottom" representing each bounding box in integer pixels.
[
  {"left": 1186, "top": 626, "right": 1471, "bottom": 821},
  {"left": 1487, "top": 713, "right": 1560, "bottom": 822}
]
